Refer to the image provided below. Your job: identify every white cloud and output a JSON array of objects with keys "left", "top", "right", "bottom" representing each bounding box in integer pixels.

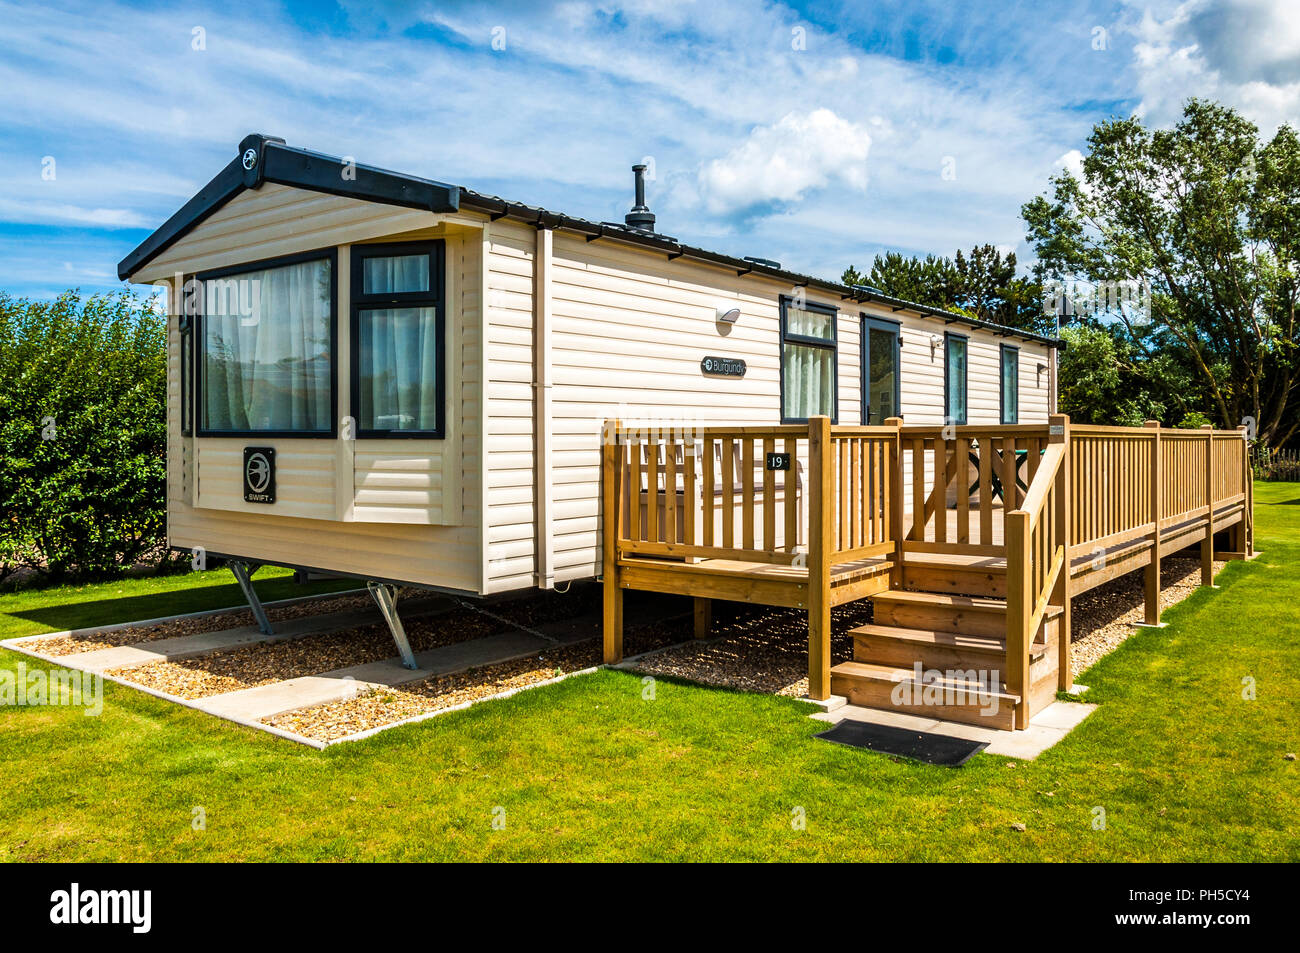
[
  {"left": 1129, "top": 0, "right": 1300, "bottom": 132},
  {"left": 695, "top": 109, "right": 873, "bottom": 216},
  {"left": 1055, "top": 149, "right": 1086, "bottom": 180},
  {"left": 0, "top": 199, "right": 150, "bottom": 229}
]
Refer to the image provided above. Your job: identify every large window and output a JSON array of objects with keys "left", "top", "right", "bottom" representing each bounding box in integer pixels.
[
  {"left": 944, "top": 332, "right": 968, "bottom": 425},
  {"left": 1000, "top": 344, "right": 1019, "bottom": 424},
  {"left": 780, "top": 297, "right": 838, "bottom": 423},
  {"left": 198, "top": 252, "right": 336, "bottom": 436},
  {"left": 350, "top": 241, "right": 445, "bottom": 438}
]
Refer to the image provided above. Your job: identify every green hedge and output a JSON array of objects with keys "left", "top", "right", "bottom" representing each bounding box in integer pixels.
[{"left": 0, "top": 290, "right": 174, "bottom": 582}]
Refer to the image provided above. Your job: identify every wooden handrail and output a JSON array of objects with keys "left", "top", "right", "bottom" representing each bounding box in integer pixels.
[
  {"left": 1005, "top": 413, "right": 1069, "bottom": 729},
  {"left": 1020, "top": 443, "right": 1065, "bottom": 530}
]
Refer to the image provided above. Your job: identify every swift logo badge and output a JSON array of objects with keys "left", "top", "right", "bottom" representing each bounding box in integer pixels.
[{"left": 243, "top": 447, "right": 276, "bottom": 503}]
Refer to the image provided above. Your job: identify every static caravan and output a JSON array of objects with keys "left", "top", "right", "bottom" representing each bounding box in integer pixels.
[{"left": 118, "top": 134, "right": 1060, "bottom": 666}]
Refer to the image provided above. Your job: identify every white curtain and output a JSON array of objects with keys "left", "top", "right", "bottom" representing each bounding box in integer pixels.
[
  {"left": 786, "top": 307, "right": 834, "bottom": 340},
  {"left": 363, "top": 254, "right": 427, "bottom": 295},
  {"left": 359, "top": 254, "right": 438, "bottom": 431},
  {"left": 359, "top": 307, "right": 439, "bottom": 431},
  {"left": 202, "top": 259, "right": 331, "bottom": 432},
  {"left": 783, "top": 343, "right": 833, "bottom": 419}
]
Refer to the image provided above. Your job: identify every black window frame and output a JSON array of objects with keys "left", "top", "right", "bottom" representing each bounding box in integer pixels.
[
  {"left": 178, "top": 286, "right": 193, "bottom": 437},
  {"left": 860, "top": 313, "right": 902, "bottom": 425},
  {"left": 1000, "top": 343, "right": 1020, "bottom": 425},
  {"left": 943, "top": 330, "right": 969, "bottom": 426},
  {"left": 194, "top": 248, "right": 339, "bottom": 439},
  {"left": 778, "top": 295, "right": 839, "bottom": 425},
  {"left": 349, "top": 240, "right": 447, "bottom": 440}
]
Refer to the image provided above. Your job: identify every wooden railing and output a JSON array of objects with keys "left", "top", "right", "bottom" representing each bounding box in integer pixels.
[
  {"left": 1068, "top": 425, "right": 1157, "bottom": 557},
  {"left": 1068, "top": 423, "right": 1251, "bottom": 553},
  {"left": 607, "top": 421, "right": 897, "bottom": 569},
  {"left": 896, "top": 425, "right": 1051, "bottom": 555},
  {"left": 826, "top": 428, "right": 899, "bottom": 562},
  {"left": 613, "top": 424, "right": 806, "bottom": 565},
  {"left": 607, "top": 418, "right": 1250, "bottom": 572}
]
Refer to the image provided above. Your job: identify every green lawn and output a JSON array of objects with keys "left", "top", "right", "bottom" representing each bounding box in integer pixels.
[
  {"left": 1, "top": 486, "right": 1297, "bottom": 861},
  {"left": 0, "top": 566, "right": 358, "bottom": 642}
]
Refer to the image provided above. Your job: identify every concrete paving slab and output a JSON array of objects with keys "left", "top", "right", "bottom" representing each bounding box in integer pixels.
[
  {"left": 334, "top": 630, "right": 557, "bottom": 687},
  {"left": 811, "top": 699, "right": 1097, "bottom": 760},
  {"left": 811, "top": 706, "right": 942, "bottom": 733},
  {"left": 199, "top": 675, "right": 369, "bottom": 722},
  {"left": 1028, "top": 699, "right": 1098, "bottom": 731}
]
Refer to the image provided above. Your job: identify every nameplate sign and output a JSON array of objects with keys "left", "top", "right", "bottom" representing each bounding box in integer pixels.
[{"left": 701, "top": 356, "right": 746, "bottom": 377}]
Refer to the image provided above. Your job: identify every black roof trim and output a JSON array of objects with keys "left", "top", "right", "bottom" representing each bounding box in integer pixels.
[
  {"left": 118, "top": 134, "right": 1059, "bottom": 347},
  {"left": 117, "top": 134, "right": 459, "bottom": 280}
]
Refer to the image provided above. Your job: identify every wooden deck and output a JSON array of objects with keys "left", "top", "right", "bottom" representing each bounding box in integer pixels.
[{"left": 601, "top": 416, "right": 1253, "bottom": 730}]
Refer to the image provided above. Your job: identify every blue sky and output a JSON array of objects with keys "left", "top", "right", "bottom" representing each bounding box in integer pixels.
[{"left": 3, "top": 0, "right": 1298, "bottom": 299}]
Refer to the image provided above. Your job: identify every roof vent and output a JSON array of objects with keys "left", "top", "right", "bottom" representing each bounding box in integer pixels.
[
  {"left": 743, "top": 256, "right": 781, "bottom": 270},
  {"left": 624, "top": 164, "right": 656, "bottom": 232}
]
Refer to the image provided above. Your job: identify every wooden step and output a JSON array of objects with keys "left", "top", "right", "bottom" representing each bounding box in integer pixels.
[
  {"left": 830, "top": 660, "right": 1019, "bottom": 730},
  {"left": 850, "top": 624, "right": 1048, "bottom": 671},
  {"left": 901, "top": 557, "right": 1006, "bottom": 597},
  {"left": 871, "top": 590, "right": 1061, "bottom": 639}
]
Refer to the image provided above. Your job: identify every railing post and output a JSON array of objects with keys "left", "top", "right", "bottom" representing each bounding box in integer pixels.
[
  {"left": 1142, "top": 420, "right": 1163, "bottom": 626},
  {"left": 1005, "top": 510, "right": 1031, "bottom": 730},
  {"left": 1201, "top": 423, "right": 1215, "bottom": 586},
  {"left": 1050, "top": 414, "right": 1071, "bottom": 690},
  {"left": 1238, "top": 425, "right": 1254, "bottom": 557},
  {"left": 602, "top": 419, "right": 624, "bottom": 663},
  {"left": 807, "top": 415, "right": 833, "bottom": 701},
  {"left": 885, "top": 416, "right": 905, "bottom": 589}
]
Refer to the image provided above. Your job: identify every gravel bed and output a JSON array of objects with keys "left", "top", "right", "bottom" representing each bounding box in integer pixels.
[
  {"left": 266, "top": 610, "right": 687, "bottom": 742},
  {"left": 111, "top": 586, "right": 602, "bottom": 700},
  {"left": 1067, "top": 555, "right": 1226, "bottom": 678},
  {"left": 20, "top": 588, "right": 379, "bottom": 658}
]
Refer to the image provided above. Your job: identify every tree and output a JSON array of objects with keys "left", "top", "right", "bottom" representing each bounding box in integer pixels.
[
  {"left": 1055, "top": 324, "right": 1187, "bottom": 426},
  {"left": 842, "top": 245, "right": 1053, "bottom": 335},
  {"left": 1023, "top": 99, "right": 1300, "bottom": 446}
]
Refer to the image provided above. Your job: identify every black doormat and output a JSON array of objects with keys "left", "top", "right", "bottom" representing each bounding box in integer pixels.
[{"left": 815, "top": 719, "right": 988, "bottom": 766}]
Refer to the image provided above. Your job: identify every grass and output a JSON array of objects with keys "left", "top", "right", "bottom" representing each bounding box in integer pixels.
[
  {"left": 0, "top": 566, "right": 358, "bottom": 643},
  {"left": 0, "top": 485, "right": 1297, "bottom": 861}
]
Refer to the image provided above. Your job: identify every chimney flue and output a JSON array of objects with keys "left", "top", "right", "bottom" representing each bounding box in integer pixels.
[{"left": 624, "top": 163, "right": 655, "bottom": 232}]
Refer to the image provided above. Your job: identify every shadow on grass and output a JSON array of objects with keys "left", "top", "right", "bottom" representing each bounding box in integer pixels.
[{"left": 3, "top": 577, "right": 357, "bottom": 638}]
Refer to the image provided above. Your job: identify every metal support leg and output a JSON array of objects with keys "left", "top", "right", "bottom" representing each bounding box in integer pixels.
[
  {"left": 230, "top": 561, "right": 273, "bottom": 636},
  {"left": 368, "top": 581, "right": 418, "bottom": 670}
]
